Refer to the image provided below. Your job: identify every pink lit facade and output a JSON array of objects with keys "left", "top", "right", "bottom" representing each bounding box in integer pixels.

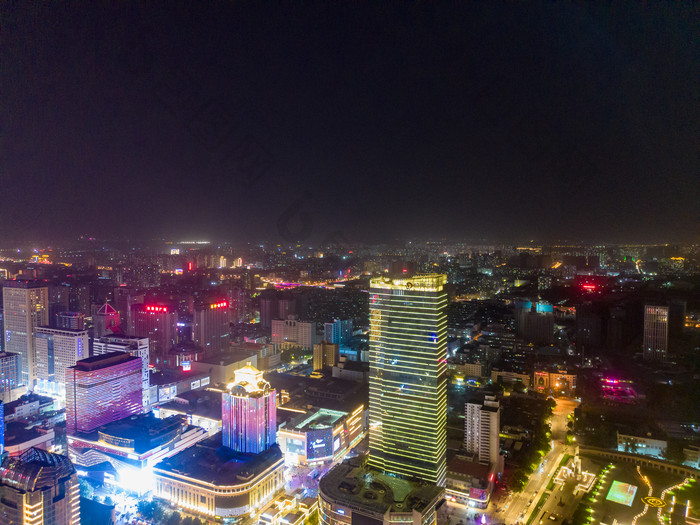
[
  {"left": 222, "top": 365, "right": 276, "bottom": 454},
  {"left": 65, "top": 352, "right": 143, "bottom": 434}
]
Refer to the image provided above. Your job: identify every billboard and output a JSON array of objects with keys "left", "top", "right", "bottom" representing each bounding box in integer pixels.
[{"left": 606, "top": 481, "right": 638, "bottom": 506}]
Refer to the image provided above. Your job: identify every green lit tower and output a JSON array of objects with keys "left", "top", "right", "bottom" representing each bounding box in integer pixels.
[{"left": 368, "top": 274, "right": 448, "bottom": 486}]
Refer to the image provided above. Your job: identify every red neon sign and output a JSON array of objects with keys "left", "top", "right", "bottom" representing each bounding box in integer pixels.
[
  {"left": 146, "top": 305, "right": 168, "bottom": 312},
  {"left": 188, "top": 262, "right": 193, "bottom": 271},
  {"left": 210, "top": 301, "right": 228, "bottom": 309}
]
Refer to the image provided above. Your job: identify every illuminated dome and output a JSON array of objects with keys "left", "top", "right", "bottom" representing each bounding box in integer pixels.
[{"left": 227, "top": 363, "right": 271, "bottom": 397}]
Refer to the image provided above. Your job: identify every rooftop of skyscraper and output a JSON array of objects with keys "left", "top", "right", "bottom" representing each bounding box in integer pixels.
[
  {"left": 318, "top": 455, "right": 444, "bottom": 517},
  {"left": 0, "top": 448, "right": 75, "bottom": 492},
  {"left": 71, "top": 351, "right": 139, "bottom": 371}
]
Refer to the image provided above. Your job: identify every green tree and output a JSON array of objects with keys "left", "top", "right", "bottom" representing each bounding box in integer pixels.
[
  {"left": 166, "top": 511, "right": 182, "bottom": 524},
  {"left": 79, "top": 478, "right": 94, "bottom": 499},
  {"left": 137, "top": 501, "right": 154, "bottom": 519},
  {"left": 662, "top": 439, "right": 686, "bottom": 464},
  {"left": 103, "top": 496, "right": 114, "bottom": 506}
]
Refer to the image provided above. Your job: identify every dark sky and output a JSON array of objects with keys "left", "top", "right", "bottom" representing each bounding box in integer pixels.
[{"left": 2, "top": 3, "right": 698, "bottom": 245}]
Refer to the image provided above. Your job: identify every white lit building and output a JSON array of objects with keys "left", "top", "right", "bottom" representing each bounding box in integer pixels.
[
  {"left": 35, "top": 327, "right": 89, "bottom": 403},
  {"left": 465, "top": 395, "right": 500, "bottom": 468},
  {"left": 93, "top": 335, "right": 150, "bottom": 407},
  {"left": 643, "top": 305, "right": 668, "bottom": 361}
]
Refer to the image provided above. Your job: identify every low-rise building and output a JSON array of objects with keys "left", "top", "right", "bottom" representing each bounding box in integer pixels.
[
  {"left": 491, "top": 368, "right": 531, "bottom": 387},
  {"left": 153, "top": 435, "right": 285, "bottom": 519},
  {"left": 68, "top": 413, "right": 208, "bottom": 493},
  {"left": 277, "top": 405, "right": 364, "bottom": 466},
  {"left": 533, "top": 369, "right": 577, "bottom": 396},
  {"left": 616, "top": 431, "right": 667, "bottom": 458},
  {"left": 445, "top": 456, "right": 495, "bottom": 509},
  {"left": 188, "top": 350, "right": 258, "bottom": 386}
]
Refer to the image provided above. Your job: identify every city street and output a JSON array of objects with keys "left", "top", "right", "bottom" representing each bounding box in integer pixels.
[{"left": 496, "top": 397, "right": 579, "bottom": 525}]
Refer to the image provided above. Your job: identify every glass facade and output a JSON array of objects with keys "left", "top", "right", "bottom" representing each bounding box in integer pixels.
[
  {"left": 65, "top": 352, "right": 143, "bottom": 434},
  {"left": 368, "top": 274, "right": 448, "bottom": 486}
]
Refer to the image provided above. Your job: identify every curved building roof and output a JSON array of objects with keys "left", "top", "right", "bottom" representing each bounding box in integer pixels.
[{"left": 0, "top": 448, "right": 76, "bottom": 492}]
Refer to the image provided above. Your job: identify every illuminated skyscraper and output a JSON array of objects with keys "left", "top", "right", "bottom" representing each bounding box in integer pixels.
[
  {"left": 643, "top": 305, "right": 668, "bottom": 361},
  {"left": 129, "top": 303, "right": 177, "bottom": 366},
  {"left": 65, "top": 352, "right": 142, "bottom": 434},
  {"left": 222, "top": 364, "right": 276, "bottom": 454},
  {"left": 93, "top": 303, "right": 120, "bottom": 338},
  {"left": 0, "top": 448, "right": 80, "bottom": 525},
  {"left": 368, "top": 274, "right": 448, "bottom": 486},
  {"left": 93, "top": 335, "right": 150, "bottom": 408},
  {"left": 2, "top": 280, "right": 49, "bottom": 386},
  {"left": 35, "top": 327, "right": 89, "bottom": 400}
]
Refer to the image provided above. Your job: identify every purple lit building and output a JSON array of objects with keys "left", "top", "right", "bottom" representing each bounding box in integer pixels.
[
  {"left": 65, "top": 352, "right": 142, "bottom": 434},
  {"left": 222, "top": 364, "right": 276, "bottom": 454}
]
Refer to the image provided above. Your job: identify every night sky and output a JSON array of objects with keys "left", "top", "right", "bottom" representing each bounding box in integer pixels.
[{"left": 3, "top": 3, "right": 697, "bottom": 245}]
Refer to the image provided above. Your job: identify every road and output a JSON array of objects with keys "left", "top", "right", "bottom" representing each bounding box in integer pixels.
[{"left": 496, "top": 397, "right": 579, "bottom": 525}]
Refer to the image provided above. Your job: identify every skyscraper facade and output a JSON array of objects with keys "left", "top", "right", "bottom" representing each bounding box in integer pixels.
[
  {"left": 193, "top": 299, "right": 230, "bottom": 353},
  {"left": 92, "top": 335, "right": 150, "bottom": 408},
  {"left": 643, "top": 305, "right": 668, "bottom": 361},
  {"left": 65, "top": 352, "right": 143, "bottom": 434},
  {"left": 464, "top": 395, "right": 500, "bottom": 467},
  {"left": 129, "top": 303, "right": 177, "bottom": 366},
  {"left": 0, "top": 352, "right": 21, "bottom": 402},
  {"left": 35, "top": 327, "right": 89, "bottom": 400},
  {"left": 368, "top": 274, "right": 448, "bottom": 486},
  {"left": 2, "top": 280, "right": 49, "bottom": 386},
  {"left": 222, "top": 364, "right": 276, "bottom": 454},
  {"left": 0, "top": 448, "right": 80, "bottom": 525}
]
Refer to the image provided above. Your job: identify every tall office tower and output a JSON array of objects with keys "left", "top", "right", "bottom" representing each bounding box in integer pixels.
[
  {"left": 0, "top": 448, "right": 81, "bottom": 525},
  {"left": 464, "top": 395, "right": 501, "bottom": 467},
  {"left": 2, "top": 280, "right": 49, "bottom": 386},
  {"left": 277, "top": 298, "right": 296, "bottom": 320},
  {"left": 643, "top": 305, "right": 669, "bottom": 361},
  {"left": 193, "top": 299, "right": 230, "bottom": 353},
  {"left": 35, "top": 327, "right": 88, "bottom": 399},
  {"left": 93, "top": 303, "right": 120, "bottom": 338},
  {"left": 0, "top": 401, "right": 3, "bottom": 455},
  {"left": 0, "top": 309, "right": 3, "bottom": 352},
  {"left": 48, "top": 283, "right": 71, "bottom": 328},
  {"left": 55, "top": 312, "right": 85, "bottom": 331},
  {"left": 519, "top": 302, "right": 554, "bottom": 345},
  {"left": 259, "top": 291, "right": 277, "bottom": 330},
  {"left": 65, "top": 352, "right": 142, "bottom": 434},
  {"left": 222, "top": 364, "right": 276, "bottom": 454},
  {"left": 668, "top": 300, "right": 686, "bottom": 337},
  {"left": 227, "top": 286, "right": 248, "bottom": 323},
  {"left": 323, "top": 318, "right": 353, "bottom": 346},
  {"left": 113, "top": 286, "right": 143, "bottom": 333},
  {"left": 0, "top": 352, "right": 21, "bottom": 402},
  {"left": 93, "top": 335, "right": 150, "bottom": 408},
  {"left": 129, "top": 303, "right": 177, "bottom": 366},
  {"left": 368, "top": 274, "right": 448, "bottom": 486},
  {"left": 313, "top": 341, "right": 339, "bottom": 371},
  {"left": 576, "top": 302, "right": 603, "bottom": 350}
]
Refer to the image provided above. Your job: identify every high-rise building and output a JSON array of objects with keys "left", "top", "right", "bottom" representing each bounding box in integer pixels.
[
  {"left": 193, "top": 299, "right": 230, "bottom": 353},
  {"left": 2, "top": 280, "right": 49, "bottom": 386},
  {"left": 35, "top": 327, "right": 88, "bottom": 400},
  {"left": 643, "top": 305, "right": 668, "bottom": 361},
  {"left": 318, "top": 274, "right": 447, "bottom": 525},
  {"left": 65, "top": 352, "right": 142, "bottom": 434},
  {"left": 93, "top": 303, "right": 120, "bottom": 338},
  {"left": 222, "top": 364, "right": 276, "bottom": 454},
  {"left": 93, "top": 335, "right": 150, "bottom": 408},
  {"left": 368, "top": 274, "right": 448, "bottom": 486},
  {"left": 55, "top": 312, "right": 85, "bottom": 331},
  {"left": 271, "top": 316, "right": 316, "bottom": 350},
  {"left": 0, "top": 401, "right": 4, "bottom": 455},
  {"left": 464, "top": 395, "right": 500, "bottom": 467},
  {"left": 323, "top": 318, "right": 353, "bottom": 346},
  {"left": 0, "top": 352, "right": 21, "bottom": 402},
  {"left": 313, "top": 341, "right": 339, "bottom": 371},
  {"left": 48, "top": 283, "right": 71, "bottom": 328},
  {"left": 129, "top": 303, "right": 177, "bottom": 366},
  {"left": 0, "top": 448, "right": 80, "bottom": 524},
  {"left": 113, "top": 286, "right": 143, "bottom": 334}
]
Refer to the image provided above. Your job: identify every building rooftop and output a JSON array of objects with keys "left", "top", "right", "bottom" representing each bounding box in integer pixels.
[
  {"left": 285, "top": 408, "right": 346, "bottom": 433},
  {"left": 72, "top": 351, "right": 138, "bottom": 371},
  {"left": 4, "top": 422, "right": 52, "bottom": 447},
  {"left": 71, "top": 413, "right": 191, "bottom": 455},
  {"left": 447, "top": 456, "right": 490, "bottom": 481},
  {"left": 196, "top": 349, "right": 259, "bottom": 366},
  {"left": 153, "top": 433, "right": 283, "bottom": 486},
  {"left": 0, "top": 448, "right": 74, "bottom": 492},
  {"left": 319, "top": 456, "right": 444, "bottom": 517},
  {"left": 158, "top": 390, "right": 223, "bottom": 421},
  {"left": 4, "top": 393, "right": 54, "bottom": 414}
]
